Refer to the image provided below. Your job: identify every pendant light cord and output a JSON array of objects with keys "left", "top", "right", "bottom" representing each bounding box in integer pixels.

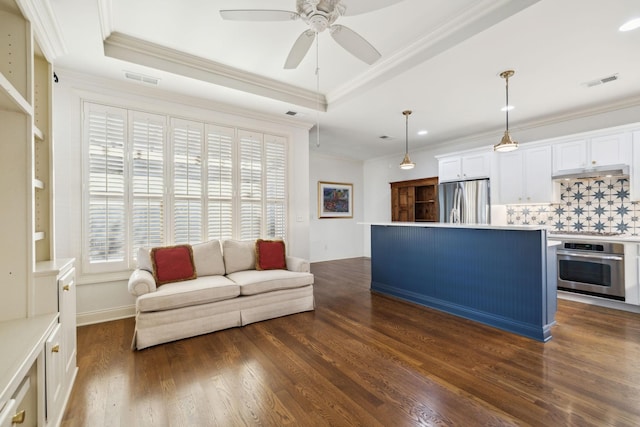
[
  {"left": 505, "top": 74, "right": 510, "bottom": 132},
  {"left": 315, "top": 35, "right": 320, "bottom": 148},
  {"left": 405, "top": 112, "right": 409, "bottom": 154}
]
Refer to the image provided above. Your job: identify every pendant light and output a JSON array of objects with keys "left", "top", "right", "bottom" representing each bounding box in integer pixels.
[
  {"left": 494, "top": 70, "right": 519, "bottom": 152},
  {"left": 400, "top": 110, "right": 415, "bottom": 170}
]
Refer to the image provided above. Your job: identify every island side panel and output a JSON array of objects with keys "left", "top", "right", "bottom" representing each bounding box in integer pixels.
[{"left": 370, "top": 225, "right": 555, "bottom": 341}]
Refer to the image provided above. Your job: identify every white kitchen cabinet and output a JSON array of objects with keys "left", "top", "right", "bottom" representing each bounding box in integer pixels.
[
  {"left": 438, "top": 151, "right": 492, "bottom": 182},
  {"left": 497, "top": 146, "right": 552, "bottom": 204},
  {"left": 553, "top": 132, "right": 631, "bottom": 174},
  {"left": 631, "top": 131, "right": 640, "bottom": 201}
]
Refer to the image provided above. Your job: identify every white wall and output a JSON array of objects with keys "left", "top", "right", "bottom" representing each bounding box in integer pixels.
[
  {"left": 309, "top": 153, "right": 364, "bottom": 262},
  {"left": 53, "top": 70, "right": 311, "bottom": 325}
]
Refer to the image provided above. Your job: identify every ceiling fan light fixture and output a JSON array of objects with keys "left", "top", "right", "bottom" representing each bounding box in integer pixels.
[
  {"left": 400, "top": 110, "right": 415, "bottom": 170},
  {"left": 494, "top": 69, "right": 519, "bottom": 153},
  {"left": 619, "top": 17, "right": 640, "bottom": 32}
]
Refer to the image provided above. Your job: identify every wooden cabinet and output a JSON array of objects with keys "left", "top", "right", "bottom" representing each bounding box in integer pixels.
[
  {"left": 497, "top": 146, "right": 552, "bottom": 204},
  {"left": 438, "top": 151, "right": 492, "bottom": 182},
  {"left": 391, "top": 177, "right": 439, "bottom": 222},
  {"left": 553, "top": 132, "right": 631, "bottom": 174}
]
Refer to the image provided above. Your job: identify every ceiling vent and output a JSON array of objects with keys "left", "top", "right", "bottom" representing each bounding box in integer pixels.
[
  {"left": 583, "top": 73, "right": 619, "bottom": 88},
  {"left": 124, "top": 71, "right": 159, "bottom": 86}
]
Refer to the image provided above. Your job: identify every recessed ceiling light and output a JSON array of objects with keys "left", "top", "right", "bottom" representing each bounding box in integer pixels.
[
  {"left": 501, "top": 105, "right": 515, "bottom": 112},
  {"left": 417, "top": 130, "right": 428, "bottom": 136},
  {"left": 619, "top": 17, "right": 640, "bottom": 32}
]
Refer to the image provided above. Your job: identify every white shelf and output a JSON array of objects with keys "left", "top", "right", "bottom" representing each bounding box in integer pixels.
[
  {"left": 0, "top": 71, "right": 32, "bottom": 115},
  {"left": 33, "top": 125, "right": 44, "bottom": 141}
]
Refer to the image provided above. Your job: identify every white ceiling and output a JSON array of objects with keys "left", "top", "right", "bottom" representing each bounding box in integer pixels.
[{"left": 50, "top": 0, "right": 640, "bottom": 161}]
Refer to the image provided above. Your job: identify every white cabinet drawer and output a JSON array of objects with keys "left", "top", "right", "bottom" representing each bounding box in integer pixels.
[{"left": 0, "top": 373, "right": 36, "bottom": 427}]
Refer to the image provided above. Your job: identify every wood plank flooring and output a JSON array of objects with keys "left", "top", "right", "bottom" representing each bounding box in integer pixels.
[{"left": 62, "top": 257, "right": 640, "bottom": 426}]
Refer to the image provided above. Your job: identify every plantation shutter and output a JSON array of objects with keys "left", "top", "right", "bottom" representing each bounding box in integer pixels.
[
  {"left": 265, "top": 134, "right": 286, "bottom": 240},
  {"left": 84, "top": 103, "right": 126, "bottom": 264},
  {"left": 172, "top": 119, "right": 204, "bottom": 244},
  {"left": 238, "top": 130, "right": 263, "bottom": 240},
  {"left": 206, "top": 125, "right": 234, "bottom": 240},
  {"left": 131, "top": 111, "right": 166, "bottom": 255}
]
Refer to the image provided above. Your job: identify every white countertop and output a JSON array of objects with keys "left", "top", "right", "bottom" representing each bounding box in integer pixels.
[
  {"left": 548, "top": 233, "right": 640, "bottom": 243},
  {"left": 360, "top": 222, "right": 546, "bottom": 232}
]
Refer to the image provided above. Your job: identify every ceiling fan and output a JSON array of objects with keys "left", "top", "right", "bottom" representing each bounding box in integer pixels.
[{"left": 220, "top": 0, "right": 404, "bottom": 69}]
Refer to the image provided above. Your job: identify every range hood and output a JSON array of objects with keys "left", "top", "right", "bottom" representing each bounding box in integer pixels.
[{"left": 552, "top": 164, "right": 629, "bottom": 180}]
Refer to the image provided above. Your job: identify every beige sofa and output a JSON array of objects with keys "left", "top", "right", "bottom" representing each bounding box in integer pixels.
[{"left": 128, "top": 239, "right": 314, "bottom": 350}]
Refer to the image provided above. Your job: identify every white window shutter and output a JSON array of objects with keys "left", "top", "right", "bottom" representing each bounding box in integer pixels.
[
  {"left": 265, "top": 134, "right": 287, "bottom": 240},
  {"left": 206, "top": 125, "right": 234, "bottom": 240},
  {"left": 238, "top": 130, "right": 263, "bottom": 240},
  {"left": 85, "top": 103, "right": 127, "bottom": 265},
  {"left": 172, "top": 119, "right": 204, "bottom": 244},
  {"left": 131, "top": 111, "right": 166, "bottom": 255}
]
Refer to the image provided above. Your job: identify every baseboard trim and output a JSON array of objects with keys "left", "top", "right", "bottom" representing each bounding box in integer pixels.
[{"left": 77, "top": 305, "right": 135, "bottom": 326}]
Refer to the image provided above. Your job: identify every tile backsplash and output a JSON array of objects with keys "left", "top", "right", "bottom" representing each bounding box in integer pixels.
[{"left": 506, "top": 177, "right": 639, "bottom": 235}]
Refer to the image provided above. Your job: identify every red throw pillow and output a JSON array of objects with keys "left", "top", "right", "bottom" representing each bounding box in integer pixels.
[
  {"left": 255, "top": 239, "right": 286, "bottom": 271},
  {"left": 151, "top": 245, "right": 197, "bottom": 285}
]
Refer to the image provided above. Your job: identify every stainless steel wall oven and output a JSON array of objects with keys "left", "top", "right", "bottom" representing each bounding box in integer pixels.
[{"left": 556, "top": 240, "right": 625, "bottom": 301}]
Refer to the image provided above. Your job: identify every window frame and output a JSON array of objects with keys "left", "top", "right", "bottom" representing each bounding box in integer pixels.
[{"left": 81, "top": 100, "right": 288, "bottom": 274}]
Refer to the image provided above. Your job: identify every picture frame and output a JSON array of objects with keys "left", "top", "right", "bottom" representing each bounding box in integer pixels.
[{"left": 318, "top": 181, "right": 353, "bottom": 218}]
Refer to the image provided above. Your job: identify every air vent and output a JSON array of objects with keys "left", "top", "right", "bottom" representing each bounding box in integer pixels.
[
  {"left": 124, "top": 71, "right": 160, "bottom": 86},
  {"left": 583, "top": 73, "right": 619, "bottom": 88}
]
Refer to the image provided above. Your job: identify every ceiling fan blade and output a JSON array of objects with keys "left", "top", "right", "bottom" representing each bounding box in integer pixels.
[
  {"left": 329, "top": 25, "right": 381, "bottom": 65},
  {"left": 284, "top": 30, "right": 316, "bottom": 69},
  {"left": 219, "top": 9, "right": 299, "bottom": 21},
  {"left": 340, "top": 0, "right": 405, "bottom": 16}
]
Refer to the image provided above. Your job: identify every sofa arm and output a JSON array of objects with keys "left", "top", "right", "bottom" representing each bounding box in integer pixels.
[
  {"left": 128, "top": 269, "right": 157, "bottom": 296},
  {"left": 286, "top": 256, "right": 310, "bottom": 273}
]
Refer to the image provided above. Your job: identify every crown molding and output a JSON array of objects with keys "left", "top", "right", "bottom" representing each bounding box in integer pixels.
[
  {"left": 56, "top": 67, "right": 316, "bottom": 131},
  {"left": 97, "top": 0, "right": 113, "bottom": 42},
  {"left": 16, "top": 0, "right": 67, "bottom": 61},
  {"left": 326, "top": 0, "right": 540, "bottom": 108},
  {"left": 103, "top": 32, "right": 327, "bottom": 112}
]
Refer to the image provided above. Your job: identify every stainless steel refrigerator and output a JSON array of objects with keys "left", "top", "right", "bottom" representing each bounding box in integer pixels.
[{"left": 438, "top": 178, "right": 490, "bottom": 224}]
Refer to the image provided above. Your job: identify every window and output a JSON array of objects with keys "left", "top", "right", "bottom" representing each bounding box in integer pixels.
[{"left": 83, "top": 101, "right": 287, "bottom": 273}]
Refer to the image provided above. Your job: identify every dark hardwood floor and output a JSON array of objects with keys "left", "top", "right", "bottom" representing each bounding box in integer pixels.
[{"left": 62, "top": 257, "right": 640, "bottom": 426}]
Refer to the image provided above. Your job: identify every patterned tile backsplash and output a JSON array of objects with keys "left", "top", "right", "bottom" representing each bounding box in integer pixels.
[{"left": 506, "top": 177, "right": 639, "bottom": 235}]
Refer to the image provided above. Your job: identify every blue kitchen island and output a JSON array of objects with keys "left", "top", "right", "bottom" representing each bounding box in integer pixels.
[{"left": 369, "top": 223, "right": 557, "bottom": 342}]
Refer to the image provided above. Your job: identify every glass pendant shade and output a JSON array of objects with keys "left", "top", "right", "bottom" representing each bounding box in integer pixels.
[
  {"left": 494, "top": 70, "right": 519, "bottom": 152},
  {"left": 400, "top": 110, "right": 415, "bottom": 169}
]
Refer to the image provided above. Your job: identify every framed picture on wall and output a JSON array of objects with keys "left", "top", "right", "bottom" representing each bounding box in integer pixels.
[{"left": 318, "top": 181, "right": 353, "bottom": 218}]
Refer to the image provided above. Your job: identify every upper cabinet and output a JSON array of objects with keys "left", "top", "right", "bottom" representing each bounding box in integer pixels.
[
  {"left": 553, "top": 132, "right": 632, "bottom": 174},
  {"left": 438, "top": 151, "right": 492, "bottom": 182},
  {"left": 496, "top": 146, "right": 552, "bottom": 204}
]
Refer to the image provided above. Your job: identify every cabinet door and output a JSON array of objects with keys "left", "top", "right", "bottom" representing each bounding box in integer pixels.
[
  {"left": 58, "top": 267, "right": 77, "bottom": 383},
  {"left": 590, "top": 133, "right": 631, "bottom": 167},
  {"left": 497, "top": 151, "right": 524, "bottom": 204},
  {"left": 45, "top": 324, "right": 63, "bottom": 421},
  {"left": 438, "top": 157, "right": 462, "bottom": 182},
  {"left": 523, "top": 146, "right": 552, "bottom": 203},
  {"left": 461, "top": 152, "right": 491, "bottom": 180},
  {"left": 553, "top": 139, "right": 587, "bottom": 172},
  {"left": 632, "top": 131, "right": 640, "bottom": 201}
]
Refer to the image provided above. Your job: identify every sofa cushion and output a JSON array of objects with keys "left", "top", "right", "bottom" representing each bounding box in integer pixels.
[
  {"left": 223, "top": 239, "right": 256, "bottom": 274},
  {"left": 151, "top": 245, "right": 197, "bottom": 285},
  {"left": 137, "top": 275, "right": 240, "bottom": 313},
  {"left": 226, "top": 269, "right": 314, "bottom": 296},
  {"left": 137, "top": 247, "right": 153, "bottom": 272},
  {"left": 255, "top": 239, "right": 286, "bottom": 270},
  {"left": 192, "top": 240, "right": 225, "bottom": 276}
]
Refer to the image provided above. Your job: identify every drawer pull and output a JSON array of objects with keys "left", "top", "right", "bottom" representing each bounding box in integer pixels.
[
  {"left": 63, "top": 284, "right": 70, "bottom": 291},
  {"left": 12, "top": 410, "right": 26, "bottom": 424},
  {"left": 51, "top": 344, "right": 60, "bottom": 353}
]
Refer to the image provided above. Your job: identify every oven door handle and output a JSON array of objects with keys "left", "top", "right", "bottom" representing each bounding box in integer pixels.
[{"left": 557, "top": 251, "right": 624, "bottom": 261}]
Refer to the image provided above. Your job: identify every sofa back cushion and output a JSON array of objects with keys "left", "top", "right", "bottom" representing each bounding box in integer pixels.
[
  {"left": 255, "top": 239, "right": 286, "bottom": 270},
  {"left": 192, "top": 240, "right": 225, "bottom": 276},
  {"left": 151, "top": 245, "right": 197, "bottom": 285},
  {"left": 223, "top": 240, "right": 256, "bottom": 274}
]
